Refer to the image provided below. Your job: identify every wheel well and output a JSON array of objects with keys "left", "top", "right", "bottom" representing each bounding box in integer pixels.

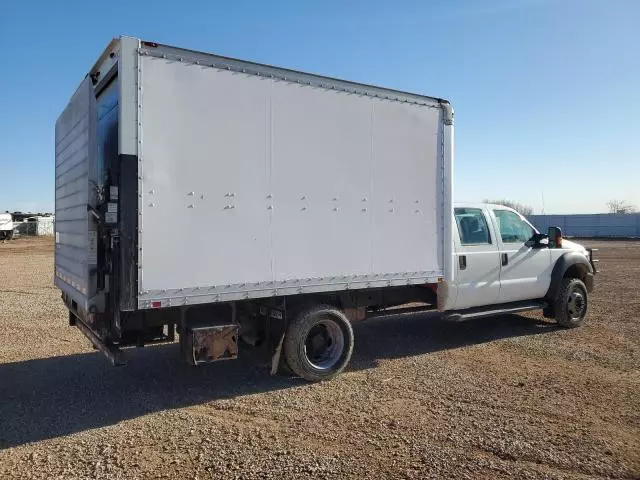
[{"left": 564, "top": 263, "right": 587, "bottom": 280}]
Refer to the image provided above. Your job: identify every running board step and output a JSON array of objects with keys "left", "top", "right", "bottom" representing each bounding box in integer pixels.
[
  {"left": 366, "top": 305, "right": 436, "bottom": 319},
  {"left": 444, "top": 301, "right": 547, "bottom": 322}
]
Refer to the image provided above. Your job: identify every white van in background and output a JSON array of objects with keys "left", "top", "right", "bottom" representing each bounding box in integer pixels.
[{"left": 0, "top": 213, "right": 14, "bottom": 241}]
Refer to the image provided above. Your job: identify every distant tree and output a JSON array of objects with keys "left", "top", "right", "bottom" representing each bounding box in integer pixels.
[
  {"left": 483, "top": 199, "right": 534, "bottom": 217},
  {"left": 607, "top": 200, "right": 637, "bottom": 214}
]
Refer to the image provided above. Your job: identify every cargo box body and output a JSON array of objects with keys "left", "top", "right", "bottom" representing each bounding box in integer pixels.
[
  {"left": 54, "top": 37, "right": 454, "bottom": 369},
  {"left": 137, "top": 47, "right": 452, "bottom": 308},
  {"left": 55, "top": 37, "right": 454, "bottom": 316}
]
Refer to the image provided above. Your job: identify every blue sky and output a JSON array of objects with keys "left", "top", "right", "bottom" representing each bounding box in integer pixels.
[{"left": 1, "top": 0, "right": 638, "bottom": 214}]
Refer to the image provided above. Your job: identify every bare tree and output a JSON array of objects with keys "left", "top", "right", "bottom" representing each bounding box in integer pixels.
[
  {"left": 483, "top": 199, "right": 534, "bottom": 216},
  {"left": 607, "top": 200, "right": 637, "bottom": 214}
]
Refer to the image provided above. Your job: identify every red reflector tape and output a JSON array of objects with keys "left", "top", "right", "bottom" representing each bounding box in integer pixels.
[{"left": 151, "top": 301, "right": 162, "bottom": 308}]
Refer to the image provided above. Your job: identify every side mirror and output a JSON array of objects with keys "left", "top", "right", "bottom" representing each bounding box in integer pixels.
[
  {"left": 526, "top": 232, "right": 549, "bottom": 248},
  {"left": 548, "top": 226, "right": 563, "bottom": 248}
]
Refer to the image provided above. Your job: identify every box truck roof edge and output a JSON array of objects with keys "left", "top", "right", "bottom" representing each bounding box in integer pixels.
[{"left": 86, "top": 36, "right": 451, "bottom": 110}]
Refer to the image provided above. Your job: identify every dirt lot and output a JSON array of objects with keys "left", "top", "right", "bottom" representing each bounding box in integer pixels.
[{"left": 0, "top": 237, "right": 638, "bottom": 479}]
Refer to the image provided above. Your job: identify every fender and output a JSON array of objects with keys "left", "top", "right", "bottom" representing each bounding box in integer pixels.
[{"left": 545, "top": 252, "right": 594, "bottom": 301}]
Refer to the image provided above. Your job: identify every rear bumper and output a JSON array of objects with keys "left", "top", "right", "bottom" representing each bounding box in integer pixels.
[
  {"left": 73, "top": 313, "right": 126, "bottom": 365},
  {"left": 62, "top": 291, "right": 126, "bottom": 366}
]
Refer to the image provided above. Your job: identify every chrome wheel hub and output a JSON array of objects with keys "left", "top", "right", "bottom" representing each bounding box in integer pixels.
[
  {"left": 567, "top": 290, "right": 585, "bottom": 320},
  {"left": 304, "top": 320, "right": 345, "bottom": 370}
]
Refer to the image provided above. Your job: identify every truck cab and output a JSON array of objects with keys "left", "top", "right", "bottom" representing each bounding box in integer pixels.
[{"left": 441, "top": 203, "right": 596, "bottom": 327}]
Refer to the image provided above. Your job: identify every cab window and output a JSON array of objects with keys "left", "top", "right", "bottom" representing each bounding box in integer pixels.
[
  {"left": 455, "top": 208, "right": 491, "bottom": 245},
  {"left": 493, "top": 210, "right": 535, "bottom": 243}
]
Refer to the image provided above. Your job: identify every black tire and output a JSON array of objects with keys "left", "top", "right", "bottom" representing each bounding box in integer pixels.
[
  {"left": 554, "top": 278, "right": 588, "bottom": 328},
  {"left": 283, "top": 305, "right": 354, "bottom": 382},
  {"left": 542, "top": 306, "right": 555, "bottom": 319}
]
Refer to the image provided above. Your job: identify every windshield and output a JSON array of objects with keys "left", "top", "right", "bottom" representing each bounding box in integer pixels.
[{"left": 493, "top": 209, "right": 536, "bottom": 243}]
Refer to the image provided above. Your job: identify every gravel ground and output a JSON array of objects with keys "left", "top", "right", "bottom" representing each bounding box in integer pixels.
[{"left": 0, "top": 237, "right": 638, "bottom": 479}]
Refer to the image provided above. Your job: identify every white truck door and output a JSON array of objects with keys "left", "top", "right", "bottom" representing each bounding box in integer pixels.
[
  {"left": 490, "top": 209, "right": 552, "bottom": 303},
  {"left": 452, "top": 207, "right": 501, "bottom": 309}
]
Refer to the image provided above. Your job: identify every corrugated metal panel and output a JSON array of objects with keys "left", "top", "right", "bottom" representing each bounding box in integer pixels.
[
  {"left": 528, "top": 214, "right": 640, "bottom": 238},
  {"left": 54, "top": 77, "right": 97, "bottom": 308}
]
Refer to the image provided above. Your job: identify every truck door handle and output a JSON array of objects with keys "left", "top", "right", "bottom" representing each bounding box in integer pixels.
[
  {"left": 459, "top": 255, "right": 467, "bottom": 270},
  {"left": 501, "top": 253, "right": 508, "bottom": 266}
]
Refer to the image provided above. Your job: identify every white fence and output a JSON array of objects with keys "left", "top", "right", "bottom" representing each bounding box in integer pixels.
[
  {"left": 14, "top": 217, "right": 55, "bottom": 236},
  {"left": 528, "top": 214, "right": 640, "bottom": 238}
]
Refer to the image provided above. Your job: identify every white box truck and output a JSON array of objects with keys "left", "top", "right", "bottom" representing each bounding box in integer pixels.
[{"left": 55, "top": 37, "right": 596, "bottom": 381}]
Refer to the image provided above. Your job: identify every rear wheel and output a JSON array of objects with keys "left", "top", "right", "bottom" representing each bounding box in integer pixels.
[
  {"left": 283, "top": 305, "right": 354, "bottom": 382},
  {"left": 554, "top": 278, "right": 588, "bottom": 328}
]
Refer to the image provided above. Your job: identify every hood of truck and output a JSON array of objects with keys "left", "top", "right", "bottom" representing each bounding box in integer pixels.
[{"left": 562, "top": 238, "right": 589, "bottom": 256}]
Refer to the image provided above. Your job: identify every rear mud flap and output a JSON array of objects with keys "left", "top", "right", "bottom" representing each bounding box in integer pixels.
[{"left": 181, "top": 325, "right": 239, "bottom": 365}]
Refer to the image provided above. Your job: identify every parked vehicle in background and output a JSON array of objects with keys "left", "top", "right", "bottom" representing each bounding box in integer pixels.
[
  {"left": 0, "top": 213, "right": 14, "bottom": 240},
  {"left": 54, "top": 37, "right": 597, "bottom": 381}
]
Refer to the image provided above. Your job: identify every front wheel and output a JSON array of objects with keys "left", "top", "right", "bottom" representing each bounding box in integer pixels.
[
  {"left": 283, "top": 305, "right": 354, "bottom": 382},
  {"left": 554, "top": 278, "right": 588, "bottom": 328}
]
